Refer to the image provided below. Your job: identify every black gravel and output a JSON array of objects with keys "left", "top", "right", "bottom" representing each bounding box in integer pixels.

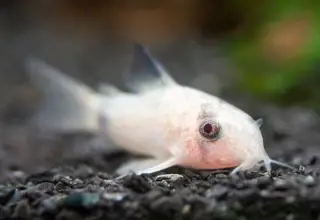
[{"left": 0, "top": 104, "right": 319, "bottom": 220}]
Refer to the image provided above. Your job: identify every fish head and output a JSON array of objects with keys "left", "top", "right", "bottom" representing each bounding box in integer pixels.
[{"left": 178, "top": 94, "right": 269, "bottom": 171}]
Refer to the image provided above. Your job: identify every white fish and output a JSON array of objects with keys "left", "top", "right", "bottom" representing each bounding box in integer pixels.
[{"left": 25, "top": 44, "right": 295, "bottom": 176}]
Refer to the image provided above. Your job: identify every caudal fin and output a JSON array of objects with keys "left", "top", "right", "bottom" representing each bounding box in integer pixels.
[{"left": 26, "top": 58, "right": 100, "bottom": 133}]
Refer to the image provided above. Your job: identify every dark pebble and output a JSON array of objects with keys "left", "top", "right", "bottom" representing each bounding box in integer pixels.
[
  {"left": 54, "top": 182, "right": 68, "bottom": 192},
  {"left": 155, "top": 174, "right": 184, "bottom": 182},
  {"left": 215, "top": 174, "right": 228, "bottom": 180},
  {"left": 62, "top": 192, "right": 100, "bottom": 209},
  {"left": 12, "top": 199, "right": 30, "bottom": 219},
  {"left": 53, "top": 175, "right": 73, "bottom": 185},
  {"left": 207, "top": 173, "right": 229, "bottom": 184},
  {"left": 102, "top": 192, "right": 126, "bottom": 202},
  {"left": 26, "top": 171, "right": 55, "bottom": 184},
  {"left": 22, "top": 188, "right": 43, "bottom": 202},
  {"left": 205, "top": 185, "right": 228, "bottom": 199},
  {"left": 56, "top": 209, "right": 83, "bottom": 220},
  {"left": 84, "top": 176, "right": 104, "bottom": 186},
  {"left": 309, "top": 156, "right": 318, "bottom": 165},
  {"left": 256, "top": 176, "right": 273, "bottom": 189},
  {"left": 0, "top": 206, "right": 10, "bottom": 219},
  {"left": 273, "top": 179, "right": 294, "bottom": 191},
  {"left": 149, "top": 194, "right": 184, "bottom": 217},
  {"left": 36, "top": 182, "right": 55, "bottom": 192},
  {"left": 122, "top": 174, "right": 151, "bottom": 193},
  {"left": 303, "top": 175, "right": 315, "bottom": 186},
  {"left": 186, "top": 194, "right": 216, "bottom": 210},
  {"left": 97, "top": 172, "right": 110, "bottom": 180},
  {"left": 40, "top": 194, "right": 66, "bottom": 214},
  {"left": 0, "top": 188, "right": 17, "bottom": 205},
  {"left": 144, "top": 190, "right": 163, "bottom": 201}
]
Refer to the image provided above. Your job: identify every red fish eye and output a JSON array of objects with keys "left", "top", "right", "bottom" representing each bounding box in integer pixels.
[
  {"left": 199, "top": 121, "right": 221, "bottom": 140},
  {"left": 203, "top": 123, "right": 213, "bottom": 133}
]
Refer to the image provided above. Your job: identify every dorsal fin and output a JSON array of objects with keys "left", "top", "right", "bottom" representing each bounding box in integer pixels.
[
  {"left": 123, "top": 44, "right": 177, "bottom": 93},
  {"left": 97, "top": 82, "right": 123, "bottom": 96}
]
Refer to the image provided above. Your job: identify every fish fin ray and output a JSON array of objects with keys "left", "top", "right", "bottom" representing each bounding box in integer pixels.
[
  {"left": 115, "top": 157, "right": 177, "bottom": 175},
  {"left": 97, "top": 82, "right": 123, "bottom": 96},
  {"left": 123, "top": 44, "right": 177, "bottom": 93}
]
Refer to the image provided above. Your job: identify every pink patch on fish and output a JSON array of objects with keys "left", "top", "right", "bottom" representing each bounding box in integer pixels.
[{"left": 181, "top": 139, "right": 241, "bottom": 170}]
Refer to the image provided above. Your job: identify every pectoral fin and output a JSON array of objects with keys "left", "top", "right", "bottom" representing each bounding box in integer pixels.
[{"left": 115, "top": 157, "right": 178, "bottom": 176}]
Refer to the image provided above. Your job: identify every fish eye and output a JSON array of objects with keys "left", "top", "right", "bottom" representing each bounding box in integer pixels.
[{"left": 199, "top": 121, "right": 221, "bottom": 140}]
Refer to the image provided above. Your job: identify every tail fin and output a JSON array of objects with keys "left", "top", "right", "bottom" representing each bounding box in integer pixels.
[{"left": 26, "top": 58, "right": 100, "bottom": 133}]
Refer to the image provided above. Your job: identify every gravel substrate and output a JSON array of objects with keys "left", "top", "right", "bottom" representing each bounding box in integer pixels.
[{"left": 0, "top": 105, "right": 319, "bottom": 220}]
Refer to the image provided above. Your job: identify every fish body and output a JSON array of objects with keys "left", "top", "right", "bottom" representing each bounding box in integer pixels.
[{"left": 26, "top": 44, "right": 293, "bottom": 175}]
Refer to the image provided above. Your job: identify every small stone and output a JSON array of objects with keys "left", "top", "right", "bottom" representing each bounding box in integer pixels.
[
  {"left": 214, "top": 203, "right": 229, "bottom": 216},
  {"left": 62, "top": 192, "right": 100, "bottom": 209},
  {"left": 181, "top": 204, "right": 191, "bottom": 215},
  {"left": 102, "top": 192, "right": 126, "bottom": 201},
  {"left": 53, "top": 175, "right": 72, "bottom": 185},
  {"left": 274, "top": 179, "right": 291, "bottom": 190},
  {"left": 60, "top": 176, "right": 73, "bottom": 185},
  {"left": 12, "top": 199, "right": 30, "bottom": 219},
  {"left": 0, "top": 206, "right": 10, "bottom": 219},
  {"left": 155, "top": 174, "right": 184, "bottom": 182},
  {"left": 285, "top": 196, "right": 296, "bottom": 204},
  {"left": 22, "top": 187, "right": 43, "bottom": 202},
  {"left": 157, "top": 180, "right": 171, "bottom": 188},
  {"left": 183, "top": 170, "right": 202, "bottom": 179},
  {"left": 205, "top": 185, "right": 228, "bottom": 199},
  {"left": 245, "top": 179, "right": 258, "bottom": 187},
  {"left": 97, "top": 172, "right": 110, "bottom": 180},
  {"left": 41, "top": 195, "right": 66, "bottom": 212},
  {"left": 215, "top": 174, "right": 228, "bottom": 179},
  {"left": 56, "top": 210, "right": 83, "bottom": 220},
  {"left": 122, "top": 174, "right": 151, "bottom": 193},
  {"left": 286, "top": 213, "right": 295, "bottom": 220},
  {"left": 303, "top": 175, "right": 315, "bottom": 186},
  {"left": 0, "top": 188, "right": 18, "bottom": 205},
  {"left": 144, "top": 190, "right": 163, "bottom": 201},
  {"left": 54, "top": 182, "right": 67, "bottom": 192},
  {"left": 36, "top": 182, "right": 55, "bottom": 192},
  {"left": 26, "top": 171, "right": 55, "bottom": 184},
  {"left": 309, "top": 156, "right": 318, "bottom": 165},
  {"left": 298, "top": 166, "right": 305, "bottom": 173},
  {"left": 73, "top": 178, "right": 83, "bottom": 186},
  {"left": 244, "top": 171, "right": 261, "bottom": 179},
  {"left": 232, "top": 201, "right": 243, "bottom": 211},
  {"left": 150, "top": 195, "right": 184, "bottom": 214},
  {"left": 257, "top": 176, "right": 272, "bottom": 189},
  {"left": 86, "top": 176, "right": 105, "bottom": 186}
]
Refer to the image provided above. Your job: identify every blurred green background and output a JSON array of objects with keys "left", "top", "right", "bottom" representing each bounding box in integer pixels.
[
  {"left": 0, "top": 0, "right": 319, "bottom": 112},
  {"left": 221, "top": 0, "right": 320, "bottom": 111}
]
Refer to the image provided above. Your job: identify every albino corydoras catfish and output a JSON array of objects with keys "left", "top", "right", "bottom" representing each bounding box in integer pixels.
[{"left": 26, "top": 44, "right": 294, "bottom": 176}]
